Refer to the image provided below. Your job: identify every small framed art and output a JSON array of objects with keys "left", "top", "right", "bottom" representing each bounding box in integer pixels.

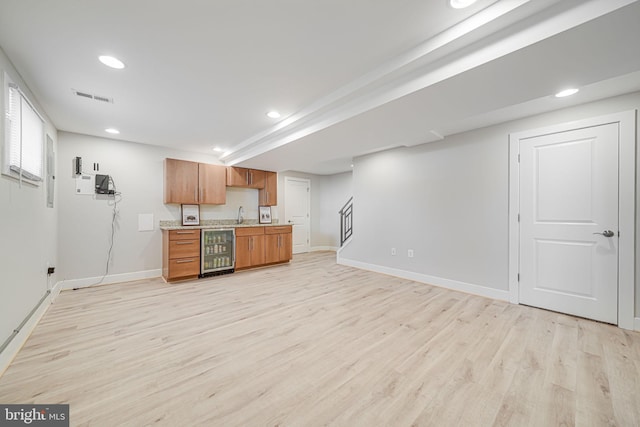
[
  {"left": 181, "top": 204, "right": 200, "bottom": 226},
  {"left": 259, "top": 206, "right": 272, "bottom": 224}
]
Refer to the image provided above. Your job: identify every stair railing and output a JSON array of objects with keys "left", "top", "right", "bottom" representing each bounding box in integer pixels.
[{"left": 339, "top": 197, "right": 353, "bottom": 246}]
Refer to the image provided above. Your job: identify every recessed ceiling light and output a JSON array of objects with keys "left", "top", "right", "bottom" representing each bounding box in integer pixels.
[
  {"left": 213, "top": 147, "right": 224, "bottom": 152},
  {"left": 449, "top": 0, "right": 477, "bottom": 9},
  {"left": 99, "top": 55, "right": 125, "bottom": 69},
  {"left": 266, "top": 111, "right": 281, "bottom": 119},
  {"left": 555, "top": 88, "right": 579, "bottom": 98},
  {"left": 105, "top": 128, "right": 120, "bottom": 134}
]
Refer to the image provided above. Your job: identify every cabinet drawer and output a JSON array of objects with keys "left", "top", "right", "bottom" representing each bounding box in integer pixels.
[
  {"left": 168, "top": 257, "right": 200, "bottom": 279},
  {"left": 265, "top": 225, "right": 292, "bottom": 235},
  {"left": 235, "top": 226, "right": 265, "bottom": 237},
  {"left": 169, "top": 229, "right": 201, "bottom": 240},
  {"left": 169, "top": 239, "right": 200, "bottom": 258}
]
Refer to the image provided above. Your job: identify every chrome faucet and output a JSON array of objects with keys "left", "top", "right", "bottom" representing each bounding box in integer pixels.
[{"left": 237, "top": 206, "right": 244, "bottom": 224}]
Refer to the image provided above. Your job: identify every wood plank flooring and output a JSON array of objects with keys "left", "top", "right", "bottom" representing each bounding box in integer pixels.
[{"left": 1, "top": 251, "right": 639, "bottom": 426}]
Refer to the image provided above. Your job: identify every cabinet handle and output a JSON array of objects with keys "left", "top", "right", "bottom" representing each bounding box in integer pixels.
[
  {"left": 176, "top": 231, "right": 195, "bottom": 235},
  {"left": 249, "top": 171, "right": 253, "bottom": 185},
  {"left": 175, "top": 241, "right": 193, "bottom": 245},
  {"left": 176, "top": 259, "right": 194, "bottom": 264},
  {"left": 249, "top": 237, "right": 253, "bottom": 251},
  {"left": 278, "top": 235, "right": 281, "bottom": 247},
  {"left": 194, "top": 189, "right": 197, "bottom": 202},
  {"left": 200, "top": 188, "right": 203, "bottom": 202}
]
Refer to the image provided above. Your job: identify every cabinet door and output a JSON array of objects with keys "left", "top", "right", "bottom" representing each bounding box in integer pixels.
[
  {"left": 248, "top": 169, "right": 265, "bottom": 189},
  {"left": 226, "top": 167, "right": 249, "bottom": 187},
  {"left": 280, "top": 232, "right": 292, "bottom": 261},
  {"left": 199, "top": 163, "right": 226, "bottom": 204},
  {"left": 265, "top": 234, "right": 280, "bottom": 264},
  {"left": 235, "top": 236, "right": 251, "bottom": 269},
  {"left": 251, "top": 235, "right": 266, "bottom": 266},
  {"left": 259, "top": 171, "right": 277, "bottom": 206},
  {"left": 164, "top": 158, "right": 198, "bottom": 204}
]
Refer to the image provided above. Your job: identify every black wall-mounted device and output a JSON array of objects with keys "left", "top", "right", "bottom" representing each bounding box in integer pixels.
[
  {"left": 74, "top": 156, "right": 82, "bottom": 175},
  {"left": 95, "top": 174, "right": 114, "bottom": 194}
]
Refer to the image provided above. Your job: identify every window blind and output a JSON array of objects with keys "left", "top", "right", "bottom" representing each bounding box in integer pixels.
[{"left": 4, "top": 73, "right": 44, "bottom": 183}]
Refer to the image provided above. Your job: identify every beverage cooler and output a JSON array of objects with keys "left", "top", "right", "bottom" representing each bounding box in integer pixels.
[{"left": 201, "top": 229, "right": 235, "bottom": 276}]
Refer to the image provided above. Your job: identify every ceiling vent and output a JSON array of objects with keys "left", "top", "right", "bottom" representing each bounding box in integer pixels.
[{"left": 72, "top": 89, "right": 113, "bottom": 103}]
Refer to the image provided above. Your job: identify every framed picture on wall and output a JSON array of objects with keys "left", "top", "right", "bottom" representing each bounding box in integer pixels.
[
  {"left": 181, "top": 204, "right": 200, "bottom": 226},
  {"left": 259, "top": 206, "right": 272, "bottom": 224}
]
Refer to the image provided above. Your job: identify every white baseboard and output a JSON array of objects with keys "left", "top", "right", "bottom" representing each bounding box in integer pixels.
[
  {"left": 60, "top": 269, "right": 161, "bottom": 290},
  {"left": 635, "top": 317, "right": 640, "bottom": 332},
  {"left": 0, "top": 281, "right": 63, "bottom": 377},
  {"left": 311, "top": 246, "right": 338, "bottom": 252},
  {"left": 337, "top": 256, "right": 510, "bottom": 301}
]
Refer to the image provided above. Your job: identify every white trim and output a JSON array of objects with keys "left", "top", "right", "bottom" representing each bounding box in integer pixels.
[
  {"left": 635, "top": 317, "right": 640, "bottom": 332},
  {"left": 337, "top": 256, "right": 509, "bottom": 302},
  {"left": 508, "top": 110, "right": 636, "bottom": 329},
  {"left": 0, "top": 281, "right": 63, "bottom": 377},
  {"left": 310, "top": 246, "right": 338, "bottom": 252},
  {"left": 60, "top": 269, "right": 161, "bottom": 290},
  {"left": 336, "top": 236, "right": 353, "bottom": 257}
]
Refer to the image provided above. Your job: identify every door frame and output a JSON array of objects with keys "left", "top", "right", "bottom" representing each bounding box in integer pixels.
[
  {"left": 508, "top": 110, "right": 636, "bottom": 329},
  {"left": 284, "top": 176, "right": 311, "bottom": 253}
]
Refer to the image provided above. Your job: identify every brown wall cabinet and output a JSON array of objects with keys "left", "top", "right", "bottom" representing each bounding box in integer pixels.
[
  {"left": 164, "top": 158, "right": 226, "bottom": 204},
  {"left": 226, "top": 167, "right": 266, "bottom": 189},
  {"left": 162, "top": 229, "right": 201, "bottom": 281},
  {"left": 258, "top": 171, "right": 277, "bottom": 206}
]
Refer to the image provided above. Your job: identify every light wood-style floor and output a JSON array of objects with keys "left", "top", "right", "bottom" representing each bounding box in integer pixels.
[{"left": 1, "top": 252, "right": 639, "bottom": 426}]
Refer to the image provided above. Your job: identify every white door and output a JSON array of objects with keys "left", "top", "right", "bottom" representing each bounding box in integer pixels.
[
  {"left": 285, "top": 177, "right": 310, "bottom": 254},
  {"left": 519, "top": 123, "right": 619, "bottom": 324}
]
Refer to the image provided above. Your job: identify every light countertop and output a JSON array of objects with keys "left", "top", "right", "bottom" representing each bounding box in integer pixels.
[{"left": 159, "top": 219, "right": 288, "bottom": 231}]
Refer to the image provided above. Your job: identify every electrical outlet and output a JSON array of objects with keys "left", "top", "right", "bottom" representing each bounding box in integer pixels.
[
  {"left": 408, "top": 249, "right": 414, "bottom": 258},
  {"left": 391, "top": 248, "right": 397, "bottom": 256}
]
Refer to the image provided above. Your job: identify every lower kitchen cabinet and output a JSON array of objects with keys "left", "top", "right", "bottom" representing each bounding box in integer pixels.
[
  {"left": 162, "top": 229, "right": 201, "bottom": 281},
  {"left": 235, "top": 227, "right": 266, "bottom": 269},
  {"left": 265, "top": 226, "right": 292, "bottom": 263},
  {"left": 235, "top": 225, "right": 292, "bottom": 269},
  {"left": 161, "top": 225, "right": 293, "bottom": 280}
]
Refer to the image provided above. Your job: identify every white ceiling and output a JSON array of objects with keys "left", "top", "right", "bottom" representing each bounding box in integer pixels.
[{"left": 0, "top": 0, "right": 638, "bottom": 175}]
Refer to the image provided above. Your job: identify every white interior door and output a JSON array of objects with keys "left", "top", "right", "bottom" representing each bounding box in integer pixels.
[
  {"left": 285, "top": 177, "right": 310, "bottom": 254},
  {"left": 519, "top": 123, "right": 619, "bottom": 324}
]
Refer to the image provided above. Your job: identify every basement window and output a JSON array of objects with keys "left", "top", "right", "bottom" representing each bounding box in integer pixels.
[{"left": 3, "top": 71, "right": 44, "bottom": 185}]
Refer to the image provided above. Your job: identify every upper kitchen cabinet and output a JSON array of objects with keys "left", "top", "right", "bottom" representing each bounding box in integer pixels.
[
  {"left": 259, "top": 171, "right": 277, "bottom": 206},
  {"left": 164, "top": 158, "right": 226, "bottom": 205},
  {"left": 198, "top": 163, "right": 226, "bottom": 204},
  {"left": 164, "top": 158, "right": 198, "bottom": 204},
  {"left": 226, "top": 167, "right": 265, "bottom": 189}
]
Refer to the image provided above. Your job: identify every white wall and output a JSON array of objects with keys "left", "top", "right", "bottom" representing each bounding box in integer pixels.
[
  {"left": 316, "top": 172, "right": 353, "bottom": 248},
  {"left": 0, "top": 48, "right": 58, "bottom": 348},
  {"left": 56, "top": 132, "right": 260, "bottom": 283},
  {"left": 340, "top": 92, "right": 640, "bottom": 316},
  {"left": 277, "top": 170, "right": 353, "bottom": 250}
]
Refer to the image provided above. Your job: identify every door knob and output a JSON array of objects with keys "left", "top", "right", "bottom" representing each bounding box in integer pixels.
[{"left": 593, "top": 230, "right": 615, "bottom": 237}]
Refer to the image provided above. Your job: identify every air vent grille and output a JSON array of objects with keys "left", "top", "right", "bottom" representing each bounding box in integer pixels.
[{"left": 72, "top": 89, "right": 113, "bottom": 103}]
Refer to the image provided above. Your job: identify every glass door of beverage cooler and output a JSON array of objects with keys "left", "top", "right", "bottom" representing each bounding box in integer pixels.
[{"left": 201, "top": 229, "right": 235, "bottom": 275}]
